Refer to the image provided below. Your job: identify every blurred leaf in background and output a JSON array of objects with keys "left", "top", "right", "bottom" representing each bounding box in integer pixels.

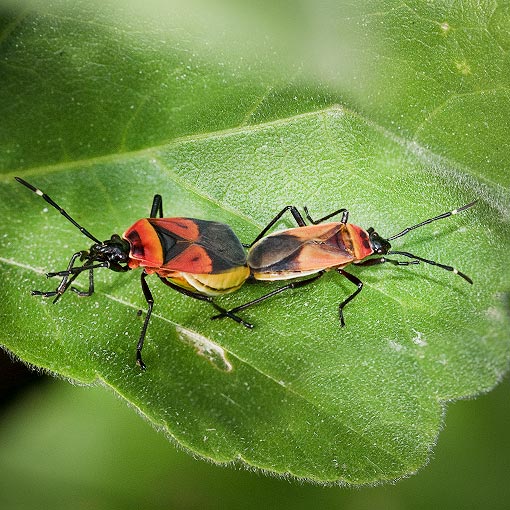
[{"left": 0, "top": 0, "right": 509, "bottom": 491}]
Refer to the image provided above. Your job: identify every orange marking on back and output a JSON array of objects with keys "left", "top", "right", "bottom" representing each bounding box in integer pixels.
[
  {"left": 285, "top": 223, "right": 343, "bottom": 241},
  {"left": 149, "top": 218, "right": 200, "bottom": 241},
  {"left": 346, "top": 224, "right": 373, "bottom": 260},
  {"left": 249, "top": 222, "right": 355, "bottom": 274},
  {"left": 124, "top": 219, "right": 164, "bottom": 268},
  {"left": 294, "top": 242, "right": 354, "bottom": 271},
  {"left": 165, "top": 244, "right": 213, "bottom": 273}
]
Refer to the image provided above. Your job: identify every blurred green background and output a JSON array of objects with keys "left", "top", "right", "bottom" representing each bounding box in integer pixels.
[{"left": 0, "top": 352, "right": 509, "bottom": 509}]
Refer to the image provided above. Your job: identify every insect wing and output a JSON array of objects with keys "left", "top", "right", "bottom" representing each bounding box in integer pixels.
[
  {"left": 149, "top": 218, "right": 247, "bottom": 274},
  {"left": 248, "top": 223, "right": 355, "bottom": 274}
]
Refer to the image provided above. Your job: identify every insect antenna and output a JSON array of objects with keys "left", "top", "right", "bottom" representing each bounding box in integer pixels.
[
  {"left": 15, "top": 177, "right": 102, "bottom": 244},
  {"left": 386, "top": 250, "right": 473, "bottom": 284},
  {"left": 386, "top": 200, "right": 477, "bottom": 284},
  {"left": 387, "top": 200, "right": 477, "bottom": 241}
]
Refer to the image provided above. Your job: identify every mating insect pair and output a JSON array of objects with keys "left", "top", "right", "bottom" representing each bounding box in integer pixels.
[{"left": 16, "top": 177, "right": 475, "bottom": 369}]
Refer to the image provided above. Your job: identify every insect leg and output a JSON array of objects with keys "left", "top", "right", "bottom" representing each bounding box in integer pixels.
[
  {"left": 150, "top": 194, "right": 163, "bottom": 218},
  {"left": 33, "top": 271, "right": 82, "bottom": 301},
  {"left": 157, "top": 276, "right": 254, "bottom": 329},
  {"left": 211, "top": 271, "right": 326, "bottom": 321},
  {"left": 336, "top": 269, "right": 364, "bottom": 327},
  {"left": 32, "top": 251, "right": 87, "bottom": 302},
  {"left": 136, "top": 271, "right": 154, "bottom": 370},
  {"left": 71, "top": 267, "right": 94, "bottom": 297},
  {"left": 304, "top": 207, "right": 349, "bottom": 225},
  {"left": 247, "top": 206, "right": 351, "bottom": 247},
  {"left": 43, "top": 261, "right": 110, "bottom": 300},
  {"left": 245, "top": 206, "right": 308, "bottom": 247}
]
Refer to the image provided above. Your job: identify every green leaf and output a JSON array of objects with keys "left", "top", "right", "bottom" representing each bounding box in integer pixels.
[{"left": 1, "top": 0, "right": 509, "bottom": 484}]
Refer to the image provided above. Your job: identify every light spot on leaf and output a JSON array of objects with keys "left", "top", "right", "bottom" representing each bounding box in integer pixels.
[
  {"left": 388, "top": 340, "right": 404, "bottom": 352},
  {"left": 440, "top": 21, "right": 450, "bottom": 34},
  {"left": 455, "top": 61, "right": 471, "bottom": 75},
  {"left": 176, "top": 325, "right": 233, "bottom": 372},
  {"left": 412, "top": 329, "right": 427, "bottom": 347}
]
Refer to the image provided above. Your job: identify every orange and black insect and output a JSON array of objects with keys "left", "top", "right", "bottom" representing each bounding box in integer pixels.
[
  {"left": 16, "top": 177, "right": 251, "bottom": 369},
  {"left": 212, "top": 202, "right": 476, "bottom": 325}
]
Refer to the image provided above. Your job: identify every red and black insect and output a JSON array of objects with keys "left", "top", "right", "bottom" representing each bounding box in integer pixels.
[
  {"left": 16, "top": 177, "right": 251, "bottom": 369},
  {"left": 212, "top": 202, "right": 476, "bottom": 325}
]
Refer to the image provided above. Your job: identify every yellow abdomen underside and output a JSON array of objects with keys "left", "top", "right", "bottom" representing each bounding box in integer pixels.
[{"left": 166, "top": 266, "right": 250, "bottom": 296}]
